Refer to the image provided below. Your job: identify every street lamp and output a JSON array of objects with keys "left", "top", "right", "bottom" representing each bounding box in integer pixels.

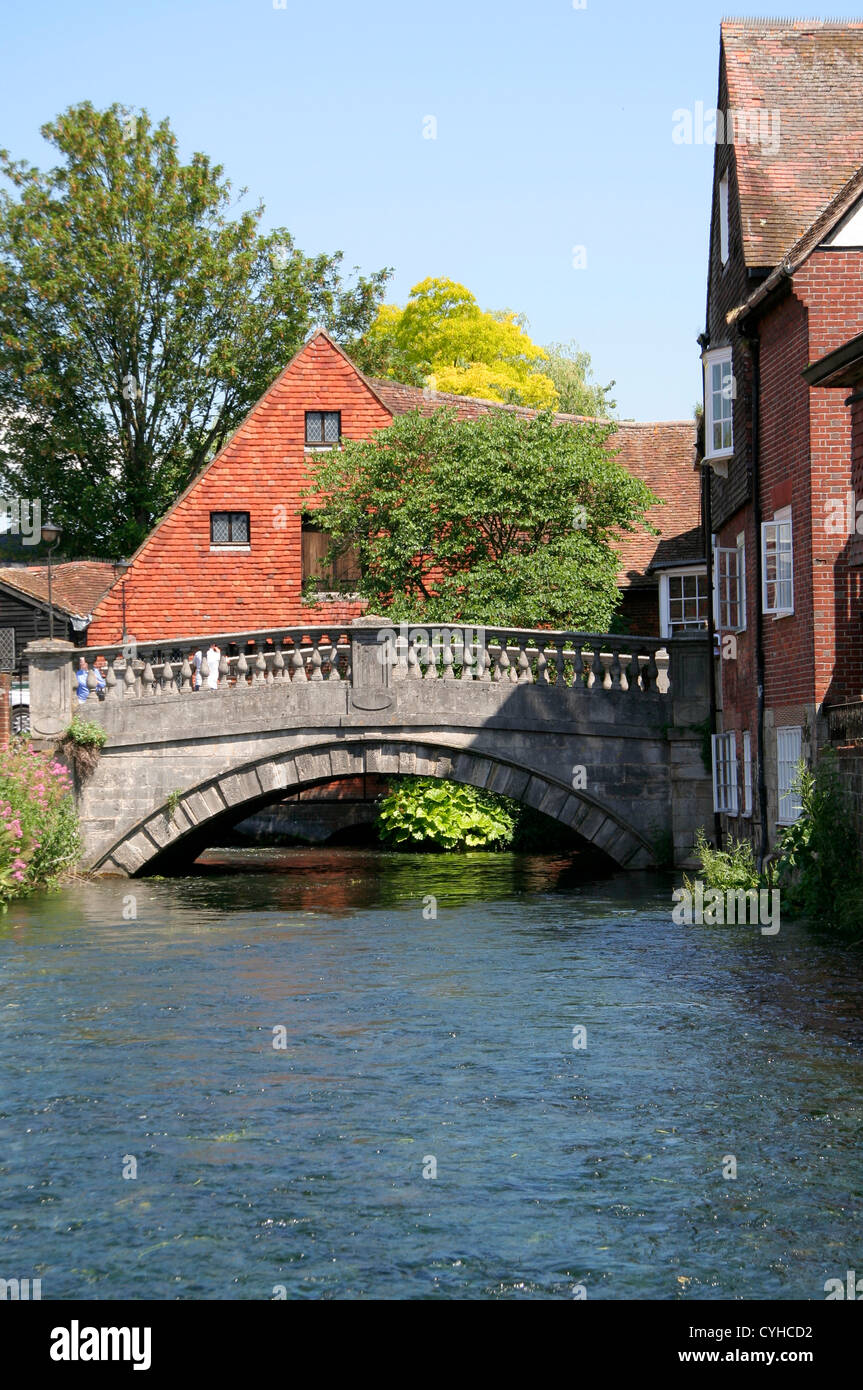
[
  {"left": 40, "top": 519, "right": 62, "bottom": 641},
  {"left": 113, "top": 558, "right": 131, "bottom": 642}
]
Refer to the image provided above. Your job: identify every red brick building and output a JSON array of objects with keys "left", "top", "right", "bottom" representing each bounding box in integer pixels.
[
  {"left": 700, "top": 19, "right": 863, "bottom": 853},
  {"left": 87, "top": 331, "right": 699, "bottom": 644}
]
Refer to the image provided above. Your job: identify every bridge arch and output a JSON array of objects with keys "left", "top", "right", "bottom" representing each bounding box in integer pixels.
[{"left": 94, "top": 735, "right": 658, "bottom": 876}]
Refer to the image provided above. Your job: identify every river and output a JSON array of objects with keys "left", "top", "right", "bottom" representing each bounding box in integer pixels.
[{"left": 1, "top": 847, "right": 861, "bottom": 1300}]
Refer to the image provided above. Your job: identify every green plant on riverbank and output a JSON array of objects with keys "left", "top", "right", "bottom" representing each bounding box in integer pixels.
[
  {"left": 683, "top": 828, "right": 762, "bottom": 897},
  {"left": 685, "top": 752, "right": 862, "bottom": 936},
  {"left": 774, "top": 753, "right": 863, "bottom": 937},
  {"left": 0, "top": 743, "right": 80, "bottom": 907},
  {"left": 378, "top": 778, "right": 516, "bottom": 850},
  {"left": 58, "top": 715, "right": 107, "bottom": 783}
]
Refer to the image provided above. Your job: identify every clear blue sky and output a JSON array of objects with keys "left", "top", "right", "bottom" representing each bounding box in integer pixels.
[{"left": 1, "top": 0, "right": 860, "bottom": 420}]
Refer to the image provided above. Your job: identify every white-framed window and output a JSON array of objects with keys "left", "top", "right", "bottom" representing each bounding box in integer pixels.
[
  {"left": 762, "top": 507, "right": 793, "bottom": 615},
  {"left": 777, "top": 726, "right": 803, "bottom": 825},
  {"left": 714, "top": 531, "right": 746, "bottom": 631},
  {"left": 712, "top": 730, "right": 739, "bottom": 815},
  {"left": 659, "top": 567, "right": 710, "bottom": 639},
  {"left": 719, "top": 171, "right": 730, "bottom": 265},
  {"left": 742, "top": 730, "right": 753, "bottom": 817},
  {"left": 704, "top": 346, "right": 734, "bottom": 459}
]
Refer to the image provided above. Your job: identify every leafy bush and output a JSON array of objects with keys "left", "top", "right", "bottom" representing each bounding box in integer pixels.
[
  {"left": 64, "top": 715, "right": 108, "bottom": 748},
  {"left": 683, "top": 828, "right": 762, "bottom": 896},
  {"left": 0, "top": 743, "right": 80, "bottom": 906},
  {"left": 58, "top": 715, "right": 107, "bottom": 783},
  {"left": 377, "top": 777, "right": 516, "bottom": 850},
  {"left": 775, "top": 752, "right": 863, "bottom": 936}
]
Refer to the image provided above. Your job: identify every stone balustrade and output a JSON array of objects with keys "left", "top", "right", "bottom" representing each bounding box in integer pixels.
[{"left": 67, "top": 623, "right": 672, "bottom": 702}]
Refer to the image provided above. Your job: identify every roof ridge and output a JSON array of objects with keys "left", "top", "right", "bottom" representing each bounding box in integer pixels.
[
  {"left": 369, "top": 377, "right": 693, "bottom": 430},
  {"left": 722, "top": 16, "right": 863, "bottom": 29}
]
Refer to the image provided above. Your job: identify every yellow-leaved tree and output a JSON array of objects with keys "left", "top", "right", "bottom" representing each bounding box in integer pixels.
[{"left": 351, "top": 277, "right": 559, "bottom": 409}]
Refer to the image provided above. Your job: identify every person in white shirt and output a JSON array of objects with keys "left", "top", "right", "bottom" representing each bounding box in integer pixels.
[{"left": 205, "top": 644, "right": 221, "bottom": 689}]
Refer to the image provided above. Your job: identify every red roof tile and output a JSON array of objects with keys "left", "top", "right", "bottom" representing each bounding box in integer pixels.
[
  {"left": 722, "top": 19, "right": 863, "bottom": 265},
  {"left": 0, "top": 561, "right": 115, "bottom": 617}
]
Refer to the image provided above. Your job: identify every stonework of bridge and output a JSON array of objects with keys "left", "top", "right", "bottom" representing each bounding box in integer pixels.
[{"left": 26, "top": 620, "right": 714, "bottom": 875}]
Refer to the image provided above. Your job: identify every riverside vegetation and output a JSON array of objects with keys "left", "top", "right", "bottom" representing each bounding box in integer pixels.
[
  {"left": 687, "top": 751, "right": 862, "bottom": 938},
  {"left": 0, "top": 742, "right": 80, "bottom": 907}
]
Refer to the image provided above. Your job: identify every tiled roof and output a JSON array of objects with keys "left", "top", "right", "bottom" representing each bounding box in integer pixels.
[
  {"left": 722, "top": 19, "right": 863, "bottom": 266},
  {"left": 369, "top": 379, "right": 700, "bottom": 588},
  {"left": 608, "top": 428, "right": 702, "bottom": 588},
  {"left": 0, "top": 561, "right": 115, "bottom": 618},
  {"left": 729, "top": 159, "right": 863, "bottom": 325}
]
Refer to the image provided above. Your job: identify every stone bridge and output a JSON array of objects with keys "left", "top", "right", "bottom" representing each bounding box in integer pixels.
[{"left": 26, "top": 620, "right": 714, "bottom": 875}]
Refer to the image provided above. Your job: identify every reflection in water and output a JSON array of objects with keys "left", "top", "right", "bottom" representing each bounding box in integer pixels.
[{"left": 0, "top": 847, "right": 861, "bottom": 1301}]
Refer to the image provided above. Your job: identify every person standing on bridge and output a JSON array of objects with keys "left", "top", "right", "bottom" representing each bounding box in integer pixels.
[{"left": 205, "top": 643, "right": 220, "bottom": 690}]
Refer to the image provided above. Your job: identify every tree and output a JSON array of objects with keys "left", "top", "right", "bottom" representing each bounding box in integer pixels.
[
  {"left": 0, "top": 103, "right": 390, "bottom": 557},
  {"left": 304, "top": 407, "right": 657, "bottom": 630},
  {"left": 541, "top": 340, "right": 616, "bottom": 417},
  {"left": 349, "top": 277, "right": 558, "bottom": 408}
]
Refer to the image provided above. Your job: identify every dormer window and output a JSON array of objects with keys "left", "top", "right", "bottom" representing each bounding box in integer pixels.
[
  {"left": 719, "top": 171, "right": 730, "bottom": 266},
  {"left": 305, "top": 411, "right": 341, "bottom": 447}
]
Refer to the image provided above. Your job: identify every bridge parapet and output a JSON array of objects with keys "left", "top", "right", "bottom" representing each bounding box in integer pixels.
[
  {"left": 38, "top": 621, "right": 676, "bottom": 705},
  {"left": 24, "top": 625, "right": 712, "bottom": 874}
]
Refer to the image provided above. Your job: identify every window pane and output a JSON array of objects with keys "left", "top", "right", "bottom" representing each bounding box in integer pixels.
[
  {"left": 211, "top": 512, "right": 230, "bottom": 543},
  {"left": 231, "top": 512, "right": 249, "bottom": 543},
  {"left": 323, "top": 412, "right": 340, "bottom": 443},
  {"left": 306, "top": 412, "right": 323, "bottom": 443}
]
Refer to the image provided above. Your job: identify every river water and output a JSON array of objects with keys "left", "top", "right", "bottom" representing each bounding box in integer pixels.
[{"left": 1, "top": 848, "right": 861, "bottom": 1300}]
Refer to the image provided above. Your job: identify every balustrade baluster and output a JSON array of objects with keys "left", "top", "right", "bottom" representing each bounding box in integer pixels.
[
  {"left": 610, "top": 648, "right": 623, "bottom": 690},
  {"left": 407, "top": 636, "right": 421, "bottom": 680},
  {"left": 309, "top": 642, "right": 324, "bottom": 681},
  {"left": 272, "top": 646, "right": 286, "bottom": 683},
  {"left": 160, "top": 660, "right": 174, "bottom": 695},
  {"left": 180, "top": 657, "right": 192, "bottom": 693},
  {"left": 326, "top": 642, "right": 342, "bottom": 680},
  {"left": 141, "top": 659, "right": 156, "bottom": 696},
  {"left": 516, "top": 641, "right": 532, "bottom": 684},
  {"left": 536, "top": 643, "right": 550, "bottom": 685},
  {"left": 235, "top": 653, "right": 249, "bottom": 688},
  {"left": 645, "top": 648, "right": 659, "bottom": 693},
  {"left": 219, "top": 654, "right": 230, "bottom": 689},
  {"left": 290, "top": 646, "right": 306, "bottom": 682},
  {"left": 441, "top": 633, "right": 455, "bottom": 680},
  {"left": 393, "top": 633, "right": 408, "bottom": 682},
  {"left": 254, "top": 649, "right": 267, "bottom": 684},
  {"left": 104, "top": 659, "right": 118, "bottom": 699},
  {"left": 124, "top": 659, "right": 137, "bottom": 697},
  {"left": 423, "top": 637, "right": 439, "bottom": 679}
]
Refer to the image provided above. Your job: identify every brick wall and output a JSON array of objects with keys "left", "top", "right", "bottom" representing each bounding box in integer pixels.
[
  {"left": 88, "top": 334, "right": 391, "bottom": 643},
  {"left": 617, "top": 585, "right": 659, "bottom": 636}
]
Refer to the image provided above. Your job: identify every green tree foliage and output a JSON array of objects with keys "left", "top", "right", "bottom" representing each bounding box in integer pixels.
[
  {"left": 378, "top": 777, "right": 516, "bottom": 850},
  {"left": 775, "top": 753, "right": 863, "bottom": 937},
  {"left": 350, "top": 276, "right": 558, "bottom": 408},
  {"left": 0, "top": 102, "right": 390, "bottom": 557},
  {"left": 305, "top": 406, "right": 657, "bottom": 629},
  {"left": 541, "top": 340, "right": 616, "bottom": 418}
]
